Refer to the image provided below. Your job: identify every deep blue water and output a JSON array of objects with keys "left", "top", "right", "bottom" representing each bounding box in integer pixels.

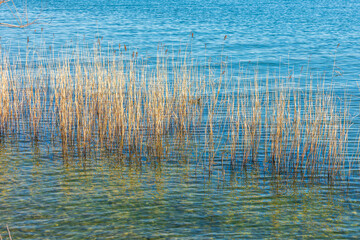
[
  {"left": 1, "top": 0, "right": 360, "bottom": 239},
  {"left": 1, "top": 0, "right": 360, "bottom": 74}
]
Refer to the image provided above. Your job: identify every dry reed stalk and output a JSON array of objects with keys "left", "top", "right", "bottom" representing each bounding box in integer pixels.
[
  {"left": 0, "top": 61, "right": 10, "bottom": 135},
  {"left": 0, "top": 42, "right": 357, "bottom": 179}
]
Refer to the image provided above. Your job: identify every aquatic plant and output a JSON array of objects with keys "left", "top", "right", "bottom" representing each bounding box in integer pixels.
[
  {"left": 0, "top": 42, "right": 358, "bottom": 179},
  {"left": 0, "top": 225, "right": 12, "bottom": 240},
  {"left": 0, "top": 0, "right": 39, "bottom": 28}
]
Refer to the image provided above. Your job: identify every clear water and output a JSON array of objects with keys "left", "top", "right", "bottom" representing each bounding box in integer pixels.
[
  {"left": 1, "top": 0, "right": 360, "bottom": 239},
  {"left": 0, "top": 143, "right": 359, "bottom": 239}
]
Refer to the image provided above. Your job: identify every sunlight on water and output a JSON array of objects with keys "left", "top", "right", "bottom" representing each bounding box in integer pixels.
[{"left": 0, "top": 0, "right": 360, "bottom": 239}]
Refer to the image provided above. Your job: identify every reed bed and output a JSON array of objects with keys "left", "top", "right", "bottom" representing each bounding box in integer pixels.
[{"left": 0, "top": 43, "right": 358, "bottom": 179}]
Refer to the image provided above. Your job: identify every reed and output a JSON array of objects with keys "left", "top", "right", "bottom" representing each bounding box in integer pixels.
[
  {"left": 0, "top": 225, "right": 12, "bottom": 240},
  {"left": 0, "top": 42, "right": 358, "bottom": 179}
]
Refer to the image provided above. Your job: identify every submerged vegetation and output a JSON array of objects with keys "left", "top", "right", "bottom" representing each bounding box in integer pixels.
[{"left": 0, "top": 42, "right": 358, "bottom": 180}]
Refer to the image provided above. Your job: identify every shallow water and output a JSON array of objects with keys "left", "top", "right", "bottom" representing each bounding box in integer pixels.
[
  {"left": 0, "top": 142, "right": 359, "bottom": 239},
  {"left": 1, "top": 0, "right": 360, "bottom": 239}
]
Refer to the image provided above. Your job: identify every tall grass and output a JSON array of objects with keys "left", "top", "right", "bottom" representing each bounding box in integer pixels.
[{"left": 0, "top": 42, "right": 358, "bottom": 179}]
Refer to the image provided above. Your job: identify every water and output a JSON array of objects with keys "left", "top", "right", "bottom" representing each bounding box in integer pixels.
[
  {"left": 2, "top": 1, "right": 360, "bottom": 71},
  {"left": 1, "top": 0, "right": 360, "bottom": 238},
  {"left": 0, "top": 143, "right": 359, "bottom": 239}
]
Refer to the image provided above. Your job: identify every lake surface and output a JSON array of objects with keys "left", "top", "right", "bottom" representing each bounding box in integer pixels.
[
  {"left": 2, "top": 0, "right": 360, "bottom": 73},
  {"left": 0, "top": 143, "right": 359, "bottom": 239},
  {"left": 1, "top": 0, "right": 360, "bottom": 239}
]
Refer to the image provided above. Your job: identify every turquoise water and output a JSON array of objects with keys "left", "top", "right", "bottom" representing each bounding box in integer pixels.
[{"left": 1, "top": 0, "right": 360, "bottom": 239}]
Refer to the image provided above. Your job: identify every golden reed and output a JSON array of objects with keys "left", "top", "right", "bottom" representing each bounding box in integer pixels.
[{"left": 0, "top": 42, "right": 358, "bottom": 179}]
